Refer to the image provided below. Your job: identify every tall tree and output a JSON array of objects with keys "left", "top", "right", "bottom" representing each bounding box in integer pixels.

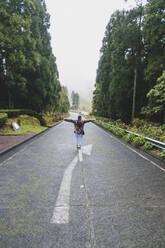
[
  {"left": 93, "top": 7, "right": 146, "bottom": 122},
  {"left": 0, "top": 0, "right": 61, "bottom": 112},
  {"left": 143, "top": 0, "right": 165, "bottom": 90},
  {"left": 58, "top": 86, "right": 70, "bottom": 113},
  {"left": 142, "top": 71, "right": 165, "bottom": 122},
  {"left": 71, "top": 91, "right": 79, "bottom": 110}
]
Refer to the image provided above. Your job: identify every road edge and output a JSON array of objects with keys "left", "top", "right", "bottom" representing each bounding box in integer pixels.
[
  {"left": 0, "top": 121, "right": 63, "bottom": 157},
  {"left": 93, "top": 122, "right": 165, "bottom": 166}
]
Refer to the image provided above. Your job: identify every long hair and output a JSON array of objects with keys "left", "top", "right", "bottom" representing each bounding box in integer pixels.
[{"left": 77, "top": 115, "right": 83, "bottom": 127}]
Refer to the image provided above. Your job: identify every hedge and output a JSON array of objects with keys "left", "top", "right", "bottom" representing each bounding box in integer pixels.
[
  {"left": 0, "top": 113, "right": 8, "bottom": 127},
  {"left": 0, "top": 109, "right": 45, "bottom": 125},
  {"left": 0, "top": 109, "right": 36, "bottom": 117}
]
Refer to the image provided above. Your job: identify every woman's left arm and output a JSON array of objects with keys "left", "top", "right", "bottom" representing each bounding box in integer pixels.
[{"left": 84, "top": 119, "right": 96, "bottom": 124}]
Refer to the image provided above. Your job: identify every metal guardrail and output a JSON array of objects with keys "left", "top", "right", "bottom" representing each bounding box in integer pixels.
[
  {"left": 126, "top": 130, "right": 165, "bottom": 150},
  {"left": 97, "top": 121, "right": 165, "bottom": 150}
]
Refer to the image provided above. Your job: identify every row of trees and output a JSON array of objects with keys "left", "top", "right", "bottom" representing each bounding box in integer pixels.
[
  {"left": 71, "top": 91, "right": 79, "bottom": 110},
  {"left": 92, "top": 0, "right": 165, "bottom": 123},
  {"left": 0, "top": 0, "right": 69, "bottom": 113}
]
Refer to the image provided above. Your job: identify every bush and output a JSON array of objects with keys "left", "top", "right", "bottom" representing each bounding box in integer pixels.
[
  {"left": 0, "top": 109, "right": 33, "bottom": 117},
  {"left": 0, "top": 113, "right": 8, "bottom": 127},
  {"left": 132, "top": 118, "right": 143, "bottom": 128},
  {"left": 41, "top": 112, "right": 67, "bottom": 127},
  {"left": 144, "top": 141, "right": 153, "bottom": 150},
  {"left": 160, "top": 150, "right": 165, "bottom": 159},
  {"left": 160, "top": 124, "right": 165, "bottom": 131},
  {"left": 160, "top": 136, "right": 165, "bottom": 142},
  {"left": 123, "top": 133, "right": 136, "bottom": 143},
  {"left": 0, "top": 109, "right": 45, "bottom": 125},
  {"left": 132, "top": 136, "right": 146, "bottom": 147},
  {"left": 114, "top": 128, "right": 126, "bottom": 137}
]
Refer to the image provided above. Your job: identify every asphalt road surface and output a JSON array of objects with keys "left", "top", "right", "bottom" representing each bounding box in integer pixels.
[{"left": 0, "top": 113, "right": 165, "bottom": 248}]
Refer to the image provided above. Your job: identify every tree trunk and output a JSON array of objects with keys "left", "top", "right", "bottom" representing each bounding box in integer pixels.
[
  {"left": 8, "top": 91, "right": 14, "bottom": 109},
  {"left": 132, "top": 68, "right": 137, "bottom": 120},
  {"left": 163, "top": 104, "right": 165, "bottom": 124}
]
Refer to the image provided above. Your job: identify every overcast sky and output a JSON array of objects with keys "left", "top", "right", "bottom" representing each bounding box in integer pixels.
[{"left": 45, "top": 0, "right": 137, "bottom": 100}]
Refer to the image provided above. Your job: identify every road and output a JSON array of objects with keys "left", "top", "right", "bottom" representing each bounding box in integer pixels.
[{"left": 0, "top": 113, "right": 165, "bottom": 248}]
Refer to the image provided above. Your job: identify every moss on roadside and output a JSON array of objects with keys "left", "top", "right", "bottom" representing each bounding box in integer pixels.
[{"left": 0, "top": 115, "right": 47, "bottom": 135}]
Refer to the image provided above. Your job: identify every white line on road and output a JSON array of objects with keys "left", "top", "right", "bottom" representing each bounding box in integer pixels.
[
  {"left": 50, "top": 155, "right": 78, "bottom": 224},
  {"left": 95, "top": 124, "right": 165, "bottom": 172},
  {"left": 126, "top": 146, "right": 165, "bottom": 172},
  {"left": 50, "top": 144, "right": 92, "bottom": 224},
  {"left": 78, "top": 149, "right": 83, "bottom": 162}
]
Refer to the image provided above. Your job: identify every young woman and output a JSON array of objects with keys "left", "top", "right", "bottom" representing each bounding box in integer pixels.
[{"left": 64, "top": 115, "right": 95, "bottom": 149}]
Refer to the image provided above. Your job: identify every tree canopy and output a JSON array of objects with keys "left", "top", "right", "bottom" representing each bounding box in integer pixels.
[
  {"left": 92, "top": 0, "right": 165, "bottom": 123},
  {"left": 71, "top": 91, "right": 79, "bottom": 110},
  {"left": 0, "top": 0, "right": 69, "bottom": 113}
]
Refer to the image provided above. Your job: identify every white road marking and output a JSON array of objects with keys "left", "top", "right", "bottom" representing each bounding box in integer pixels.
[
  {"left": 50, "top": 155, "right": 78, "bottom": 224},
  {"left": 78, "top": 144, "right": 93, "bottom": 162},
  {"left": 127, "top": 146, "right": 150, "bottom": 161},
  {"left": 126, "top": 146, "right": 165, "bottom": 172},
  {"left": 79, "top": 149, "right": 83, "bottom": 162},
  {"left": 51, "top": 144, "right": 93, "bottom": 224},
  {"left": 82, "top": 144, "right": 93, "bottom": 156},
  {"left": 150, "top": 161, "right": 165, "bottom": 172}
]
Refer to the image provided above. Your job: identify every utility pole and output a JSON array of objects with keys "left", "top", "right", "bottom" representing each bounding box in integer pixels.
[{"left": 132, "top": 68, "right": 137, "bottom": 120}]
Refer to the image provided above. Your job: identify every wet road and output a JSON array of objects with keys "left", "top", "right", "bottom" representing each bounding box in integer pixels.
[{"left": 0, "top": 113, "right": 165, "bottom": 248}]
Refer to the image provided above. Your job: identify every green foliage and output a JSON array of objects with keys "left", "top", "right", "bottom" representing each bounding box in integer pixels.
[
  {"left": 0, "top": 113, "right": 8, "bottom": 127},
  {"left": 93, "top": 6, "right": 146, "bottom": 121},
  {"left": 0, "top": 109, "right": 36, "bottom": 118},
  {"left": 141, "top": 71, "right": 165, "bottom": 122},
  {"left": 71, "top": 91, "right": 79, "bottom": 110},
  {"left": 123, "top": 133, "right": 137, "bottom": 143},
  {"left": 132, "top": 136, "right": 146, "bottom": 147},
  {"left": 110, "top": 127, "right": 126, "bottom": 137},
  {"left": 41, "top": 112, "right": 68, "bottom": 127},
  {"left": 132, "top": 118, "right": 143, "bottom": 128},
  {"left": 58, "top": 86, "right": 70, "bottom": 113},
  {"left": 160, "top": 150, "right": 165, "bottom": 159},
  {"left": 143, "top": 0, "right": 165, "bottom": 85},
  {"left": 92, "top": 0, "right": 165, "bottom": 123},
  {"left": 144, "top": 141, "right": 153, "bottom": 150},
  {"left": 13, "top": 115, "right": 40, "bottom": 126},
  {"left": 160, "top": 124, "right": 165, "bottom": 132},
  {"left": 0, "top": 0, "right": 61, "bottom": 112},
  {"left": 0, "top": 109, "right": 45, "bottom": 125},
  {"left": 0, "top": 115, "right": 46, "bottom": 135},
  {"left": 160, "top": 136, "right": 165, "bottom": 142},
  {"left": 95, "top": 120, "right": 126, "bottom": 137}
]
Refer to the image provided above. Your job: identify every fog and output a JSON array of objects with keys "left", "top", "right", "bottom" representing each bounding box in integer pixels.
[{"left": 45, "top": 0, "right": 138, "bottom": 102}]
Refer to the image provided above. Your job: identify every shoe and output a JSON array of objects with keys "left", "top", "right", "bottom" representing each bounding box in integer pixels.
[{"left": 77, "top": 145, "right": 81, "bottom": 149}]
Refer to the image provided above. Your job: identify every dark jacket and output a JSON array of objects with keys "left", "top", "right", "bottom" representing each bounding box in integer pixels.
[{"left": 64, "top": 119, "right": 93, "bottom": 135}]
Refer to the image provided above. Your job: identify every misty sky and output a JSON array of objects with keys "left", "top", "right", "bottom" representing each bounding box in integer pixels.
[{"left": 45, "top": 0, "right": 137, "bottom": 100}]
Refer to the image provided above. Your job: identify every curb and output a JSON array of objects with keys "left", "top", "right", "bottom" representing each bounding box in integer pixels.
[{"left": 0, "top": 121, "right": 63, "bottom": 157}]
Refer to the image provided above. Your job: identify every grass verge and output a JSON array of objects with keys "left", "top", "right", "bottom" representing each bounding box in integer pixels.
[{"left": 0, "top": 115, "right": 47, "bottom": 135}]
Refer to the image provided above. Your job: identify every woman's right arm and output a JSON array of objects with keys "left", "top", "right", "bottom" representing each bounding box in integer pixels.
[{"left": 64, "top": 119, "right": 75, "bottom": 123}]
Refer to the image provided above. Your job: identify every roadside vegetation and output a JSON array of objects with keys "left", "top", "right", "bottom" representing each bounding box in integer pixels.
[
  {"left": 0, "top": 1, "right": 70, "bottom": 137},
  {"left": 92, "top": 0, "right": 165, "bottom": 124},
  {"left": 90, "top": 0, "right": 165, "bottom": 160},
  {"left": 91, "top": 117, "right": 165, "bottom": 160},
  {"left": 0, "top": 110, "right": 69, "bottom": 135}
]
